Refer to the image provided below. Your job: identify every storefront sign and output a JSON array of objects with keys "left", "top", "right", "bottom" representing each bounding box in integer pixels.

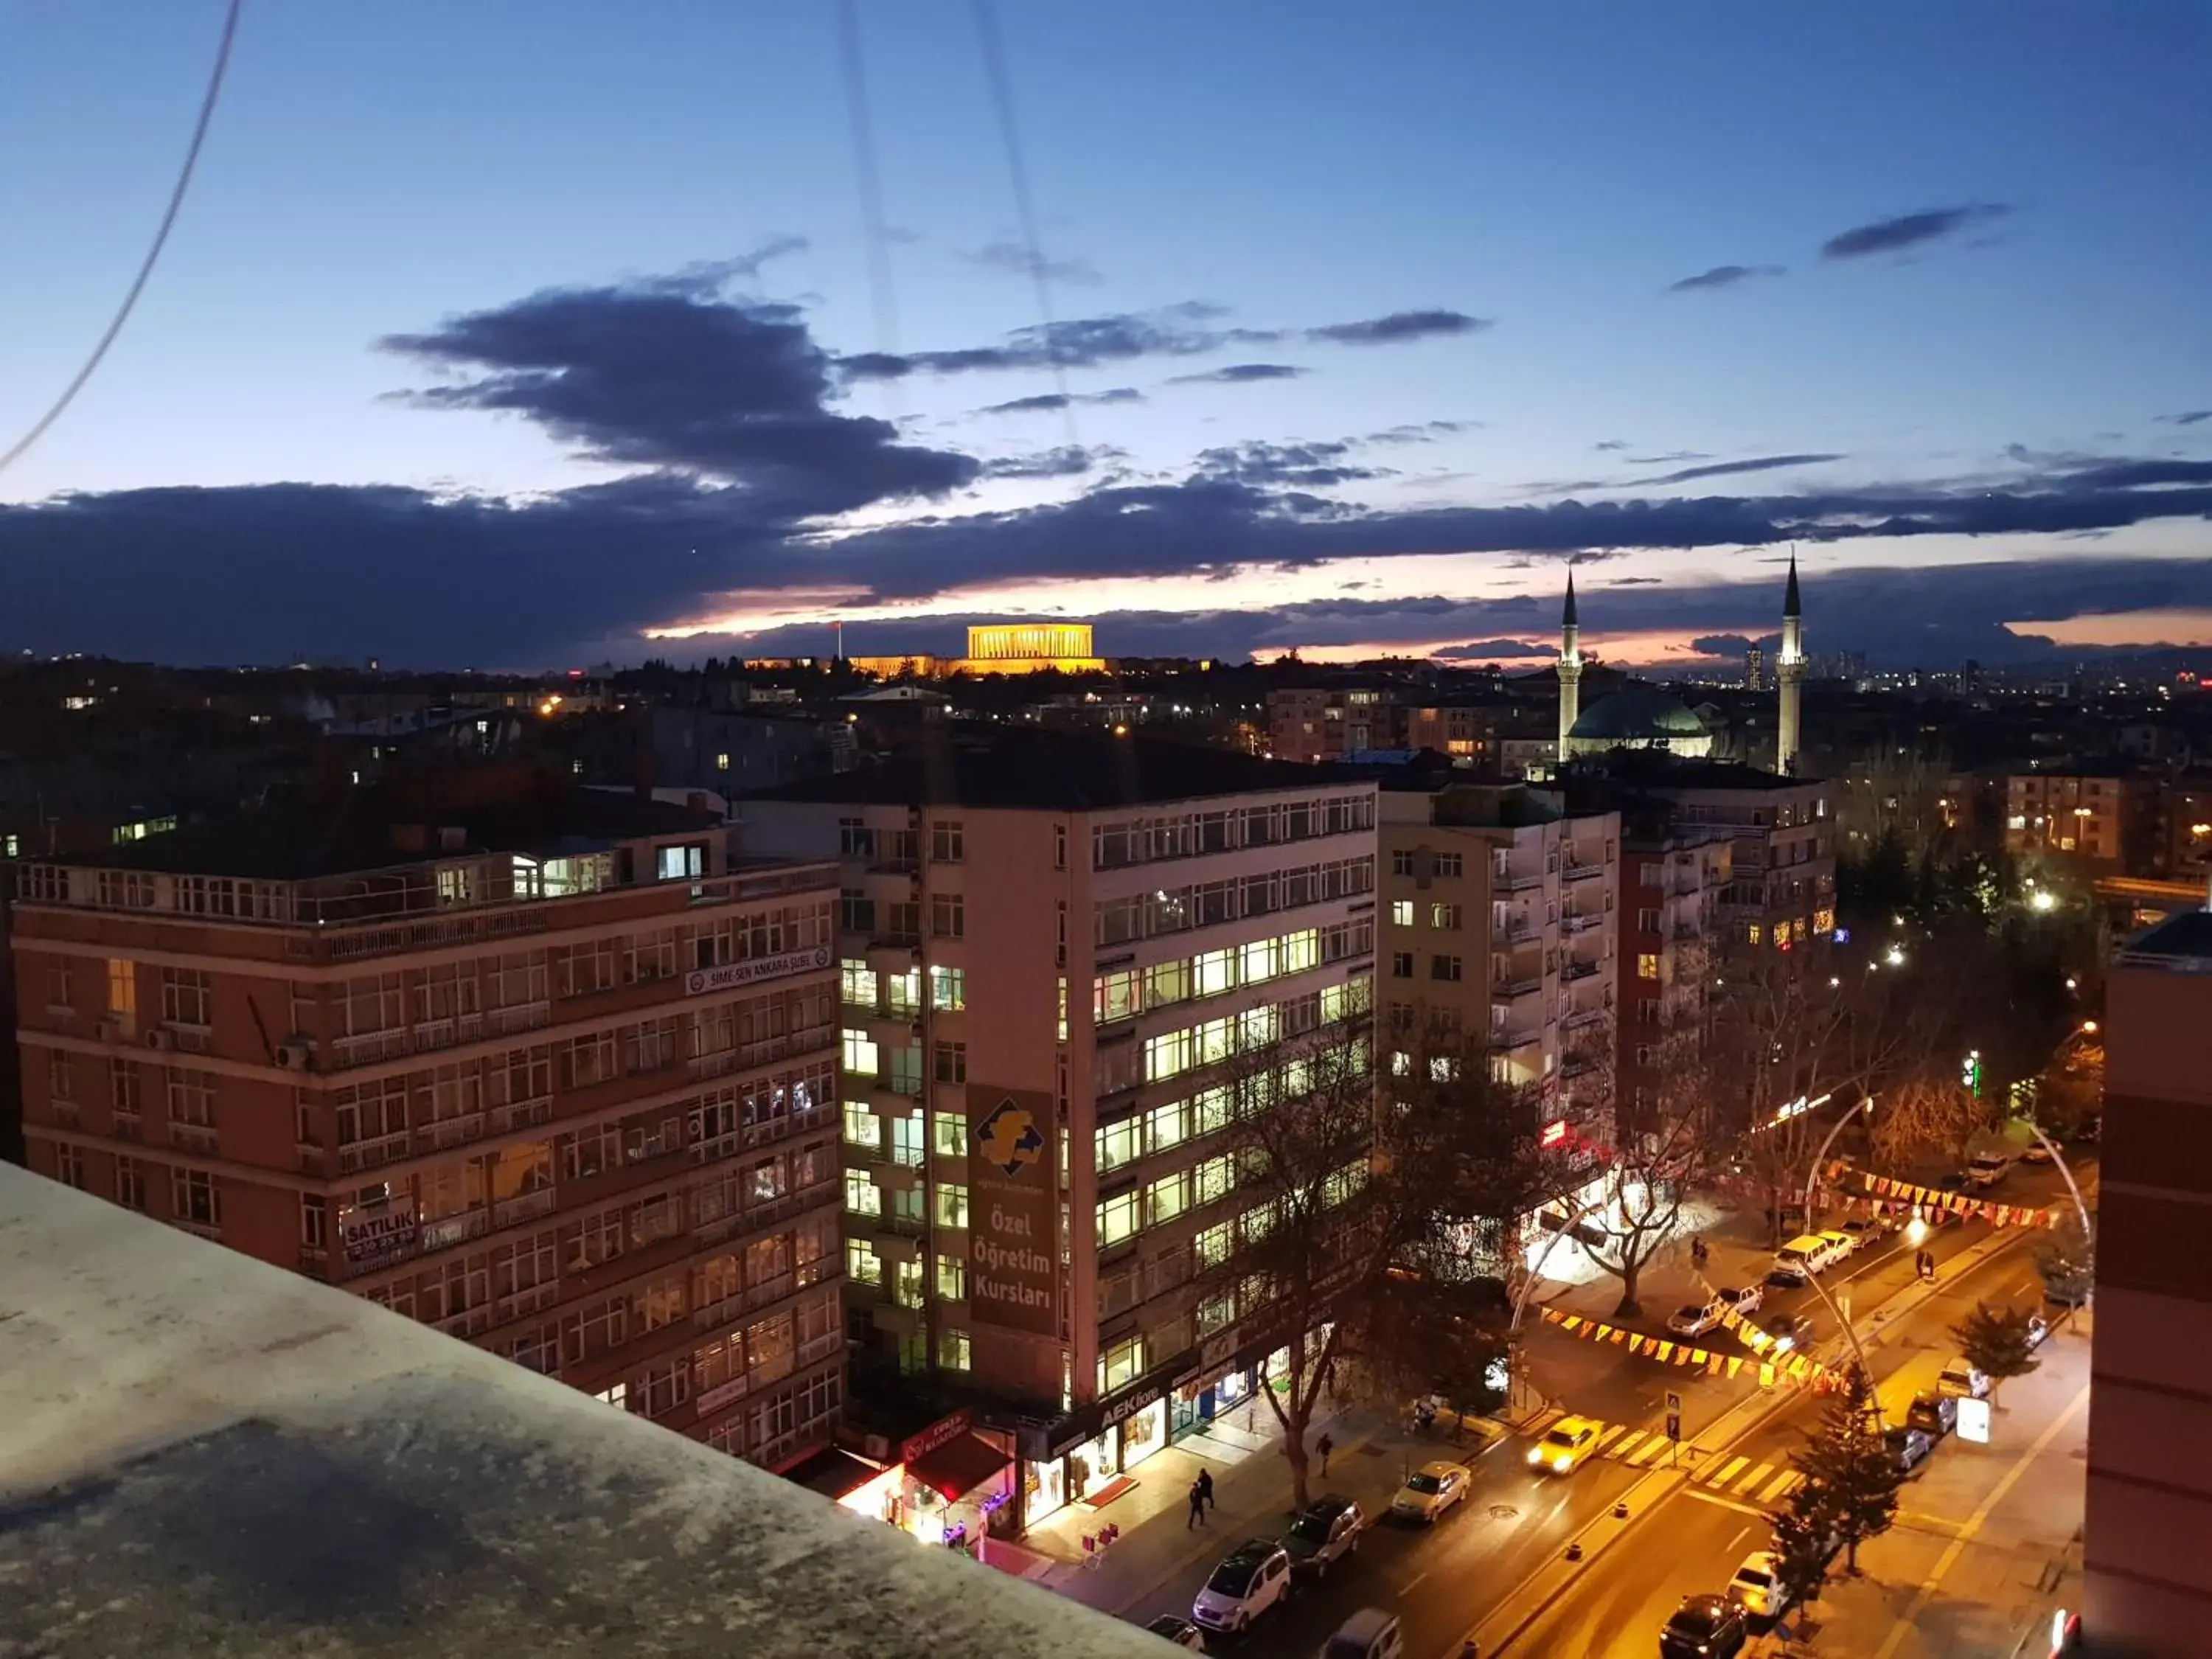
[
  {"left": 684, "top": 946, "right": 832, "bottom": 997},
  {"left": 968, "top": 1087, "right": 1060, "bottom": 1337},
  {"left": 340, "top": 1201, "right": 418, "bottom": 1266},
  {"left": 1540, "top": 1118, "right": 1569, "bottom": 1148},
  {"left": 900, "top": 1408, "right": 973, "bottom": 1467}
]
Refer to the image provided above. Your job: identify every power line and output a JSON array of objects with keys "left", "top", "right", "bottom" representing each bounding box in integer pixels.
[
  {"left": 833, "top": 0, "right": 903, "bottom": 414},
  {"left": 970, "top": 0, "right": 1078, "bottom": 449},
  {"left": 0, "top": 0, "right": 246, "bottom": 479}
]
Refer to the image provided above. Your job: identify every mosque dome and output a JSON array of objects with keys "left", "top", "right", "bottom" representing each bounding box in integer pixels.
[{"left": 1566, "top": 687, "right": 1714, "bottom": 757}]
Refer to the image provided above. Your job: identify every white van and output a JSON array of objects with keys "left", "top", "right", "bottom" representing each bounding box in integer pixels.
[
  {"left": 1773, "top": 1234, "right": 1839, "bottom": 1280},
  {"left": 1321, "top": 1610, "right": 1403, "bottom": 1659},
  {"left": 1966, "top": 1150, "right": 2012, "bottom": 1189}
]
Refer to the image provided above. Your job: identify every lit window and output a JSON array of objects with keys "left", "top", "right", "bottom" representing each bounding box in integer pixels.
[
  {"left": 843, "top": 1169, "right": 881, "bottom": 1216},
  {"left": 1389, "top": 900, "right": 1415, "bottom": 928},
  {"left": 932, "top": 1111, "right": 966, "bottom": 1158},
  {"left": 938, "top": 1329, "right": 973, "bottom": 1371},
  {"left": 933, "top": 1183, "right": 970, "bottom": 1229},
  {"left": 930, "top": 965, "right": 967, "bottom": 1011},
  {"left": 842, "top": 1102, "right": 880, "bottom": 1149},
  {"left": 1637, "top": 953, "right": 1660, "bottom": 981},
  {"left": 1430, "top": 902, "right": 1462, "bottom": 931},
  {"left": 846, "top": 1239, "right": 880, "bottom": 1284},
  {"left": 714, "top": 752, "right": 731, "bottom": 772}
]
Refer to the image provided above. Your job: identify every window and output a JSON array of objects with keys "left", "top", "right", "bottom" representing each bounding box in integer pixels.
[
  {"left": 1387, "top": 949, "right": 1413, "bottom": 978},
  {"left": 933, "top": 1040, "right": 967, "bottom": 1083},
  {"left": 933, "top": 1183, "right": 970, "bottom": 1229},
  {"left": 937, "top": 1328, "right": 972, "bottom": 1371},
  {"left": 846, "top": 1239, "right": 881, "bottom": 1285},
  {"left": 167, "top": 1068, "right": 216, "bottom": 1127},
  {"left": 1391, "top": 849, "right": 1416, "bottom": 877},
  {"left": 1746, "top": 923, "right": 1764, "bottom": 945},
  {"left": 1054, "top": 822, "right": 1068, "bottom": 869},
  {"left": 714, "top": 751, "right": 731, "bottom": 773},
  {"left": 172, "top": 1167, "right": 220, "bottom": 1227},
  {"left": 111, "top": 1060, "right": 142, "bottom": 1118},
  {"left": 844, "top": 1169, "right": 881, "bottom": 1217},
  {"left": 1637, "top": 953, "right": 1660, "bottom": 981},
  {"left": 842, "top": 1028, "right": 879, "bottom": 1079},
  {"left": 931, "top": 821, "right": 964, "bottom": 863},
  {"left": 655, "top": 844, "right": 705, "bottom": 882},
  {"left": 1389, "top": 900, "right": 1414, "bottom": 928},
  {"left": 115, "top": 1155, "right": 146, "bottom": 1211},
  {"left": 1638, "top": 1000, "right": 1663, "bottom": 1025},
  {"left": 889, "top": 1112, "right": 924, "bottom": 1168},
  {"left": 1430, "top": 902, "right": 1462, "bottom": 931},
  {"left": 55, "top": 1144, "right": 86, "bottom": 1190},
  {"left": 1098, "top": 1335, "right": 1144, "bottom": 1394},
  {"left": 1638, "top": 908, "right": 1660, "bottom": 933},
  {"left": 47, "top": 1053, "right": 76, "bottom": 1105},
  {"left": 1431, "top": 955, "right": 1463, "bottom": 982},
  {"left": 930, "top": 965, "right": 966, "bottom": 1011},
  {"left": 930, "top": 893, "right": 965, "bottom": 938},
  {"left": 1094, "top": 967, "right": 1140, "bottom": 1023},
  {"left": 891, "top": 1259, "right": 925, "bottom": 1310},
  {"left": 842, "top": 1102, "right": 880, "bottom": 1149},
  {"left": 1097, "top": 1189, "right": 1141, "bottom": 1245},
  {"left": 931, "top": 1111, "right": 966, "bottom": 1158},
  {"left": 887, "top": 1045, "right": 924, "bottom": 1095},
  {"left": 106, "top": 959, "right": 136, "bottom": 1018},
  {"left": 936, "top": 1253, "right": 967, "bottom": 1301},
  {"left": 158, "top": 967, "right": 211, "bottom": 1028},
  {"left": 1433, "top": 853, "right": 1463, "bottom": 878}
]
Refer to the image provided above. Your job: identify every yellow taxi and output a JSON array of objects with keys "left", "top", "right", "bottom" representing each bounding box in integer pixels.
[{"left": 1528, "top": 1415, "right": 1600, "bottom": 1474}]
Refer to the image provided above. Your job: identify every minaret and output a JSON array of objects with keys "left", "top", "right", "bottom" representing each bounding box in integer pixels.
[
  {"left": 1557, "top": 570, "right": 1582, "bottom": 762},
  {"left": 1776, "top": 549, "right": 1806, "bottom": 775}
]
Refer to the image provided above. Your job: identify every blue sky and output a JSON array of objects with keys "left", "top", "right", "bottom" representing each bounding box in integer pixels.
[{"left": 1, "top": 0, "right": 2208, "bottom": 669}]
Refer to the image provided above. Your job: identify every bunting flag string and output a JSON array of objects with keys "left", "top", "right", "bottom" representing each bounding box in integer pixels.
[
  {"left": 1853, "top": 1169, "right": 2056, "bottom": 1228},
  {"left": 1535, "top": 1304, "right": 1837, "bottom": 1391}
]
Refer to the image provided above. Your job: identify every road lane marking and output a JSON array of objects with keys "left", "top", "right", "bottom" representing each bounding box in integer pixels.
[
  {"left": 1607, "top": 1429, "right": 1645, "bottom": 1461},
  {"left": 1399, "top": 1571, "right": 1428, "bottom": 1595},
  {"left": 1731, "top": 1461, "right": 1775, "bottom": 1496},
  {"left": 1626, "top": 1435, "right": 1672, "bottom": 1467},
  {"left": 1711, "top": 1454, "right": 1750, "bottom": 1488},
  {"left": 1758, "top": 1469, "right": 1801, "bottom": 1503},
  {"left": 1870, "top": 1382, "right": 2092, "bottom": 1659},
  {"left": 1523, "top": 1407, "right": 1562, "bottom": 1437},
  {"left": 1591, "top": 1423, "right": 1627, "bottom": 1454},
  {"left": 1686, "top": 1487, "right": 1771, "bottom": 1520}
]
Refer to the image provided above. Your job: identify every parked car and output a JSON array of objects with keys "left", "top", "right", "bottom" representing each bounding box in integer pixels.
[
  {"left": 2022, "top": 1141, "right": 2055, "bottom": 1165},
  {"left": 1766, "top": 1258, "right": 1810, "bottom": 1288},
  {"left": 1725, "top": 1550, "right": 1784, "bottom": 1618},
  {"left": 1660, "top": 1594, "right": 1749, "bottom": 1658},
  {"left": 1144, "top": 1614, "right": 1207, "bottom": 1650},
  {"left": 1526, "top": 1417, "right": 1599, "bottom": 1475},
  {"left": 1760, "top": 1312, "right": 1815, "bottom": 1352},
  {"left": 1938, "top": 1356, "right": 1992, "bottom": 1399},
  {"left": 1967, "top": 1151, "right": 2013, "bottom": 1189},
  {"left": 1190, "top": 1540, "right": 1292, "bottom": 1635},
  {"left": 1884, "top": 1425, "right": 1934, "bottom": 1473},
  {"left": 1320, "top": 1608, "right": 1403, "bottom": 1659},
  {"left": 1281, "top": 1495, "right": 1363, "bottom": 1578},
  {"left": 1390, "top": 1461, "right": 1472, "bottom": 1522},
  {"left": 1666, "top": 1297, "right": 1728, "bottom": 1338},
  {"left": 1718, "top": 1283, "right": 1764, "bottom": 1315},
  {"left": 1935, "top": 1170, "right": 1972, "bottom": 1193},
  {"left": 2025, "top": 1311, "right": 2051, "bottom": 1349},
  {"left": 1816, "top": 1228, "right": 1860, "bottom": 1262},
  {"left": 1840, "top": 1214, "right": 1893, "bottom": 1248},
  {"left": 1907, "top": 1390, "right": 1958, "bottom": 1437}
]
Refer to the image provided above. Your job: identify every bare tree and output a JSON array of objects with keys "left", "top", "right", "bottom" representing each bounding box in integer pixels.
[
  {"left": 1868, "top": 1076, "right": 1992, "bottom": 1173},
  {"left": 1194, "top": 1028, "right": 1563, "bottom": 1509},
  {"left": 1576, "top": 1039, "right": 1715, "bottom": 1318}
]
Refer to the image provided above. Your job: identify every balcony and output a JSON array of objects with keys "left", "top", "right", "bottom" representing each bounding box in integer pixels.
[
  {"left": 1563, "top": 1005, "right": 1610, "bottom": 1031},
  {"left": 1563, "top": 861, "right": 1607, "bottom": 883},
  {"left": 335, "top": 1129, "right": 412, "bottom": 1175},
  {"left": 1491, "top": 976, "right": 1542, "bottom": 1001},
  {"left": 1493, "top": 869, "right": 1545, "bottom": 893},
  {"left": 490, "top": 1094, "right": 554, "bottom": 1134},
  {"left": 327, "top": 1002, "right": 553, "bottom": 1071},
  {"left": 167, "top": 1121, "right": 220, "bottom": 1155},
  {"left": 1563, "top": 911, "right": 1603, "bottom": 934},
  {"left": 111, "top": 1112, "right": 144, "bottom": 1143},
  {"left": 1562, "top": 959, "right": 1601, "bottom": 982},
  {"left": 1487, "top": 1029, "right": 1541, "bottom": 1051},
  {"left": 1492, "top": 919, "right": 1538, "bottom": 945}
]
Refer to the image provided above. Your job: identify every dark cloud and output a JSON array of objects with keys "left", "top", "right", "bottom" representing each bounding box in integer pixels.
[
  {"left": 981, "top": 445, "right": 1124, "bottom": 479},
  {"left": 1433, "top": 639, "right": 1556, "bottom": 660},
  {"left": 976, "top": 388, "right": 1144, "bottom": 415},
  {"left": 1666, "top": 264, "right": 1784, "bottom": 293},
  {"left": 1194, "top": 440, "right": 1387, "bottom": 489},
  {"left": 1303, "top": 310, "right": 1490, "bottom": 345},
  {"left": 1821, "top": 204, "right": 2011, "bottom": 260},
  {"left": 1626, "top": 451, "right": 1711, "bottom": 466},
  {"left": 1593, "top": 439, "right": 1630, "bottom": 452},
  {"left": 1165, "top": 364, "right": 1310, "bottom": 386},
  {"left": 1632, "top": 453, "right": 1843, "bottom": 487},
  {"left": 380, "top": 276, "right": 975, "bottom": 516},
  {"left": 1609, "top": 577, "right": 1663, "bottom": 585},
  {"left": 1366, "top": 420, "right": 1481, "bottom": 445},
  {"left": 2157, "top": 410, "right": 2212, "bottom": 427},
  {"left": 842, "top": 304, "right": 1486, "bottom": 381},
  {"left": 1689, "top": 634, "right": 1759, "bottom": 657},
  {"left": 965, "top": 242, "right": 1104, "bottom": 286}
]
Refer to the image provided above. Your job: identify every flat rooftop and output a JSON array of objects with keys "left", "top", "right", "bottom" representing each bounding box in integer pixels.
[
  {"left": 748, "top": 728, "right": 1354, "bottom": 810},
  {"left": 2119, "top": 907, "right": 2212, "bottom": 967},
  {"left": 0, "top": 1167, "right": 1164, "bottom": 1659},
  {"left": 55, "top": 782, "right": 719, "bottom": 882}
]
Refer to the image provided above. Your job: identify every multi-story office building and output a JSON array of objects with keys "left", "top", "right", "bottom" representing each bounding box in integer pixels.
[
  {"left": 1374, "top": 773, "right": 1619, "bottom": 1136},
  {"left": 740, "top": 731, "right": 1377, "bottom": 1530},
  {"left": 11, "top": 773, "right": 846, "bottom": 1472},
  {"left": 1267, "top": 687, "right": 1397, "bottom": 764},
  {"left": 2005, "top": 768, "right": 2157, "bottom": 876},
  {"left": 2085, "top": 905, "right": 2212, "bottom": 1648}
]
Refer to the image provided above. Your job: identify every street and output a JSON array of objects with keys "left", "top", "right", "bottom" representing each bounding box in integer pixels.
[{"left": 1094, "top": 1158, "right": 2088, "bottom": 1658}]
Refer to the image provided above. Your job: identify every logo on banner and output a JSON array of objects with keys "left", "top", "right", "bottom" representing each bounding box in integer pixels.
[{"left": 976, "top": 1097, "right": 1046, "bottom": 1177}]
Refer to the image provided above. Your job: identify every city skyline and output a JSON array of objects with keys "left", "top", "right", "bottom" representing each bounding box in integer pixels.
[{"left": 1, "top": 1, "right": 2208, "bottom": 669}]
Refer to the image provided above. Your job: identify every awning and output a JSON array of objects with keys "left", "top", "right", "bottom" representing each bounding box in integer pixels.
[{"left": 907, "top": 1431, "right": 1009, "bottom": 1502}]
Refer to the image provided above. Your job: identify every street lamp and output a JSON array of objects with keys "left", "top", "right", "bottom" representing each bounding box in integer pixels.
[{"left": 1801, "top": 1096, "right": 1881, "bottom": 1413}]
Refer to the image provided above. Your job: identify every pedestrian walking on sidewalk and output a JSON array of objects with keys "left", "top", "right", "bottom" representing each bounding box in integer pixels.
[
  {"left": 1195, "top": 1467, "right": 1215, "bottom": 1513},
  {"left": 1186, "top": 1481, "right": 1207, "bottom": 1529},
  {"left": 1317, "top": 1433, "right": 1334, "bottom": 1475}
]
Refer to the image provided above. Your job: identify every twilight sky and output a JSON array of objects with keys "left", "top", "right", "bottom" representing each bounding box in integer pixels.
[{"left": 1, "top": 0, "right": 2208, "bottom": 670}]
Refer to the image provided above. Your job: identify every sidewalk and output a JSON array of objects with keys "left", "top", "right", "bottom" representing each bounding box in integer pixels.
[
  {"left": 1769, "top": 1307, "right": 2092, "bottom": 1656},
  {"left": 1034, "top": 1394, "right": 1505, "bottom": 1618}
]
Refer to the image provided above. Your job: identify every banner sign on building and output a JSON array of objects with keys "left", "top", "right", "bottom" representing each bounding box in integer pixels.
[
  {"left": 900, "top": 1408, "right": 973, "bottom": 1467},
  {"left": 341, "top": 1200, "right": 419, "bottom": 1267},
  {"left": 684, "top": 946, "right": 832, "bottom": 997},
  {"left": 968, "top": 1087, "right": 1060, "bottom": 1337}
]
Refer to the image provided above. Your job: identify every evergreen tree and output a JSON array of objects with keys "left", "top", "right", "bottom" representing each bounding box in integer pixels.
[
  {"left": 1782, "top": 1365, "right": 1902, "bottom": 1573},
  {"left": 1949, "top": 1301, "right": 2042, "bottom": 1408}
]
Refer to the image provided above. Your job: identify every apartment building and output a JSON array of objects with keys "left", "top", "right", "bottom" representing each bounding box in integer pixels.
[
  {"left": 2004, "top": 767, "right": 2158, "bottom": 877},
  {"left": 1374, "top": 769, "right": 1620, "bottom": 1137},
  {"left": 1267, "top": 687, "right": 1397, "bottom": 763},
  {"left": 740, "top": 731, "right": 1378, "bottom": 1531},
  {"left": 2085, "top": 907, "right": 2212, "bottom": 1648},
  {"left": 1612, "top": 821, "right": 1731, "bottom": 1123},
  {"left": 1635, "top": 762, "right": 1834, "bottom": 950},
  {"left": 11, "top": 773, "right": 846, "bottom": 1472}
]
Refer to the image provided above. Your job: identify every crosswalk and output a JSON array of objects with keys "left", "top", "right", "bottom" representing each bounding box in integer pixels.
[{"left": 1520, "top": 1408, "right": 1804, "bottom": 1504}]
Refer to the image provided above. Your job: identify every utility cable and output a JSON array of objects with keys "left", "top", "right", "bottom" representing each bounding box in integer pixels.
[
  {"left": 970, "top": 0, "right": 1079, "bottom": 450},
  {"left": 0, "top": 0, "right": 246, "bottom": 478}
]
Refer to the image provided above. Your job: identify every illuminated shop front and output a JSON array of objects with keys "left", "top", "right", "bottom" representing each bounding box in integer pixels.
[{"left": 836, "top": 1411, "right": 1015, "bottom": 1554}]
